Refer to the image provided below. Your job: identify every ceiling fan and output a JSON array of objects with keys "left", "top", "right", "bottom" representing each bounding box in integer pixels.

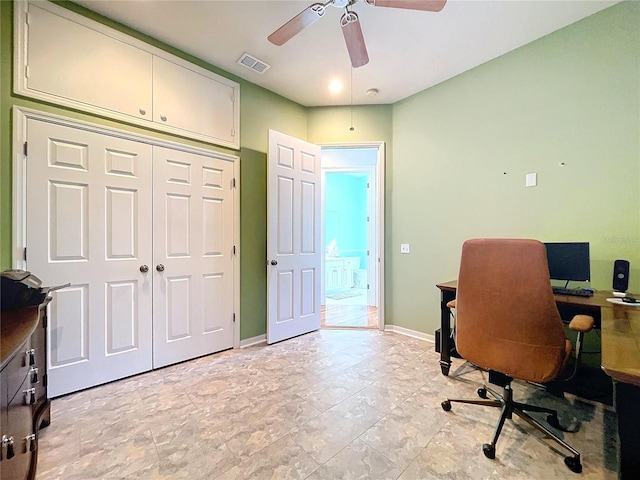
[{"left": 267, "top": 0, "right": 447, "bottom": 68}]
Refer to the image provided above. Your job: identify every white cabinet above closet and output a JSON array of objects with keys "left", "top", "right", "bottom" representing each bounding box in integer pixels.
[{"left": 14, "top": 0, "right": 240, "bottom": 149}]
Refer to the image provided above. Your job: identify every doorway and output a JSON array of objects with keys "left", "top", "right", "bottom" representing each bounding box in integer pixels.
[{"left": 321, "top": 144, "right": 385, "bottom": 329}]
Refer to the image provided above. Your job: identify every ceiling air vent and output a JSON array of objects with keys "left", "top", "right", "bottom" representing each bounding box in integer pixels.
[{"left": 237, "top": 53, "right": 271, "bottom": 75}]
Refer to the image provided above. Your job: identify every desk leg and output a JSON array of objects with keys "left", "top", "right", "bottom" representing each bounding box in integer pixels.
[
  {"left": 439, "top": 290, "right": 456, "bottom": 376},
  {"left": 614, "top": 382, "right": 640, "bottom": 479}
]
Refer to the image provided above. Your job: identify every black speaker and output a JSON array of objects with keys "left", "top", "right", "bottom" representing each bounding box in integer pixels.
[{"left": 613, "top": 259, "right": 630, "bottom": 292}]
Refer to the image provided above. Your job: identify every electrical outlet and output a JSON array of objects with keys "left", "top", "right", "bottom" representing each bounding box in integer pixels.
[{"left": 401, "top": 244, "right": 410, "bottom": 254}]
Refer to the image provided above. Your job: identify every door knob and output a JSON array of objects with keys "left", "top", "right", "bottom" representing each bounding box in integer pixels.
[
  {"left": 270, "top": 260, "right": 278, "bottom": 266},
  {"left": 156, "top": 264, "right": 165, "bottom": 272},
  {"left": 140, "top": 265, "right": 149, "bottom": 273}
]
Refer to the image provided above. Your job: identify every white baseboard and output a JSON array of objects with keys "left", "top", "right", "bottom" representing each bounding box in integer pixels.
[
  {"left": 239, "top": 334, "right": 267, "bottom": 348},
  {"left": 384, "top": 325, "right": 435, "bottom": 343}
]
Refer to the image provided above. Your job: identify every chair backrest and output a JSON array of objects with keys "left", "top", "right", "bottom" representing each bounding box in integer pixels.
[{"left": 455, "top": 238, "right": 569, "bottom": 383}]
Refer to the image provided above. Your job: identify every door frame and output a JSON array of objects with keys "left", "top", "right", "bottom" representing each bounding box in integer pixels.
[
  {"left": 320, "top": 142, "right": 385, "bottom": 330},
  {"left": 12, "top": 106, "right": 241, "bottom": 349}
]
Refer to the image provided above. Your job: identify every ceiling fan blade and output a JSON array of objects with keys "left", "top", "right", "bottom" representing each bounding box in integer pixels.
[
  {"left": 268, "top": 3, "right": 327, "bottom": 46},
  {"left": 341, "top": 12, "right": 369, "bottom": 68},
  {"left": 366, "top": 0, "right": 447, "bottom": 12}
]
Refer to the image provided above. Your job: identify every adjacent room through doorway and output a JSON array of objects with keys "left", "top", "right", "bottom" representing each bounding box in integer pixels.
[{"left": 321, "top": 145, "right": 383, "bottom": 329}]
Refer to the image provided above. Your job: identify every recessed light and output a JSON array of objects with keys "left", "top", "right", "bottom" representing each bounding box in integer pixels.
[{"left": 328, "top": 79, "right": 343, "bottom": 93}]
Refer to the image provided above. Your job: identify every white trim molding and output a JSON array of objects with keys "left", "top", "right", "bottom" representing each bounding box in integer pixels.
[
  {"left": 384, "top": 325, "right": 435, "bottom": 343},
  {"left": 240, "top": 334, "right": 267, "bottom": 349}
]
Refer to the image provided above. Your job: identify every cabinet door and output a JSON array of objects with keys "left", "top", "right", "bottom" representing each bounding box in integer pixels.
[
  {"left": 153, "top": 56, "right": 237, "bottom": 146},
  {"left": 25, "top": 3, "right": 153, "bottom": 121}
]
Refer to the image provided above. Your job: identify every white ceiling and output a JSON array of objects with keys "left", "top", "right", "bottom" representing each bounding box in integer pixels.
[{"left": 75, "top": 0, "right": 619, "bottom": 107}]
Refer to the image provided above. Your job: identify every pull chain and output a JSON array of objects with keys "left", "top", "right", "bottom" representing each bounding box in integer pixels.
[{"left": 349, "top": 66, "right": 355, "bottom": 131}]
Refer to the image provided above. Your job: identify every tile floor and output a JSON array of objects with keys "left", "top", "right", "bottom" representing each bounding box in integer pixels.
[{"left": 36, "top": 329, "right": 617, "bottom": 479}]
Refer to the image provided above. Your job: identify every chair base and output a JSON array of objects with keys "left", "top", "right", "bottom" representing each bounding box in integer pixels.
[{"left": 441, "top": 384, "right": 582, "bottom": 474}]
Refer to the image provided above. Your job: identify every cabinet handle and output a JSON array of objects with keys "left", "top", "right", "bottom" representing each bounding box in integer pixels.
[
  {"left": 139, "top": 107, "right": 147, "bottom": 115},
  {"left": 2, "top": 436, "right": 15, "bottom": 460},
  {"left": 270, "top": 260, "right": 278, "bottom": 266},
  {"left": 26, "top": 348, "right": 36, "bottom": 366},
  {"left": 30, "top": 367, "right": 39, "bottom": 384},
  {"left": 140, "top": 265, "right": 149, "bottom": 273},
  {"left": 27, "top": 434, "right": 36, "bottom": 453},
  {"left": 160, "top": 114, "right": 167, "bottom": 122},
  {"left": 24, "top": 388, "right": 36, "bottom": 405},
  {"left": 156, "top": 264, "right": 165, "bottom": 272}
]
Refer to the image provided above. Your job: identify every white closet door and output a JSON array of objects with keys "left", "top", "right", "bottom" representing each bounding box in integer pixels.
[
  {"left": 26, "top": 119, "right": 153, "bottom": 397},
  {"left": 152, "top": 146, "right": 235, "bottom": 368}
]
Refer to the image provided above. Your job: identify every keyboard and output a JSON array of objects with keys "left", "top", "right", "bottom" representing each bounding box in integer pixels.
[{"left": 552, "top": 286, "right": 594, "bottom": 297}]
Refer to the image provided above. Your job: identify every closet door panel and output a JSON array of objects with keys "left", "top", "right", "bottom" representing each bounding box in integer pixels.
[
  {"left": 152, "top": 146, "right": 234, "bottom": 368},
  {"left": 26, "top": 119, "right": 154, "bottom": 397}
]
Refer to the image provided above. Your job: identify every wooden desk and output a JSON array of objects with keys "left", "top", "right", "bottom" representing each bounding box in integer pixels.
[
  {"left": 436, "top": 281, "right": 640, "bottom": 479},
  {"left": 600, "top": 306, "right": 640, "bottom": 479}
]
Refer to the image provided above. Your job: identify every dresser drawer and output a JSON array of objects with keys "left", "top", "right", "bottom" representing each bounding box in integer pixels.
[{"left": 4, "top": 341, "right": 30, "bottom": 401}]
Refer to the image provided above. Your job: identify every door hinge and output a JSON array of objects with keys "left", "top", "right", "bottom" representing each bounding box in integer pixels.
[
  {"left": 23, "top": 142, "right": 28, "bottom": 156},
  {"left": 43, "top": 373, "right": 48, "bottom": 388},
  {"left": 367, "top": 284, "right": 370, "bottom": 290},
  {"left": 25, "top": 65, "right": 30, "bottom": 79},
  {"left": 367, "top": 182, "right": 370, "bottom": 188},
  {"left": 233, "top": 313, "right": 236, "bottom": 323},
  {"left": 231, "top": 128, "right": 236, "bottom": 138},
  {"left": 23, "top": 247, "right": 27, "bottom": 261},
  {"left": 43, "top": 315, "right": 47, "bottom": 329},
  {"left": 367, "top": 216, "right": 370, "bottom": 222},
  {"left": 233, "top": 245, "right": 236, "bottom": 255},
  {"left": 232, "top": 177, "right": 236, "bottom": 188},
  {"left": 367, "top": 250, "right": 370, "bottom": 256}
]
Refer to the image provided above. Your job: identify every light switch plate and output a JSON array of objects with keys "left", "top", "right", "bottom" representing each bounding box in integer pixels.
[
  {"left": 401, "top": 244, "right": 410, "bottom": 254},
  {"left": 526, "top": 173, "right": 537, "bottom": 187}
]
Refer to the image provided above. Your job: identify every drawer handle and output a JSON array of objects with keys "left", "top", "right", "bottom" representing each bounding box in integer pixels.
[
  {"left": 27, "top": 434, "right": 36, "bottom": 453},
  {"left": 2, "top": 435, "right": 15, "bottom": 460},
  {"left": 24, "top": 388, "right": 36, "bottom": 405},
  {"left": 30, "top": 367, "right": 39, "bottom": 384},
  {"left": 26, "top": 348, "right": 36, "bottom": 366}
]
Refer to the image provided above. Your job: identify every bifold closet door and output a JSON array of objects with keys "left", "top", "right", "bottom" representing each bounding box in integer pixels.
[
  {"left": 26, "top": 119, "right": 154, "bottom": 397},
  {"left": 152, "top": 146, "right": 235, "bottom": 368}
]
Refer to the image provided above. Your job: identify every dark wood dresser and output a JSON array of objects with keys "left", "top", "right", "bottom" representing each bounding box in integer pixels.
[{"left": 1, "top": 300, "right": 50, "bottom": 480}]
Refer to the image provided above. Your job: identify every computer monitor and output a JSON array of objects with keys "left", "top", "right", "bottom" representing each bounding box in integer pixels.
[{"left": 544, "top": 242, "right": 590, "bottom": 282}]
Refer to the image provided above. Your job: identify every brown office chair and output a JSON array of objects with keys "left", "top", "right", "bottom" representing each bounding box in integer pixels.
[{"left": 440, "top": 238, "right": 594, "bottom": 473}]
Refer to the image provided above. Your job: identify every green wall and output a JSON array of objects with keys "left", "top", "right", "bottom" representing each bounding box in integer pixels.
[
  {"left": 2, "top": 0, "right": 639, "bottom": 343},
  {"left": 388, "top": 1, "right": 640, "bottom": 335}
]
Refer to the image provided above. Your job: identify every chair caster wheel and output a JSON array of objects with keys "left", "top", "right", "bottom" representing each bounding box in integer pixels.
[
  {"left": 547, "top": 414, "right": 560, "bottom": 429},
  {"left": 441, "top": 400, "right": 451, "bottom": 412},
  {"left": 477, "top": 388, "right": 488, "bottom": 399},
  {"left": 564, "top": 456, "right": 582, "bottom": 473},
  {"left": 482, "top": 443, "right": 495, "bottom": 459}
]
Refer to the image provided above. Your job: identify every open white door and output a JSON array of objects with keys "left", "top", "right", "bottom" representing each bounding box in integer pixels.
[{"left": 267, "top": 130, "right": 321, "bottom": 344}]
